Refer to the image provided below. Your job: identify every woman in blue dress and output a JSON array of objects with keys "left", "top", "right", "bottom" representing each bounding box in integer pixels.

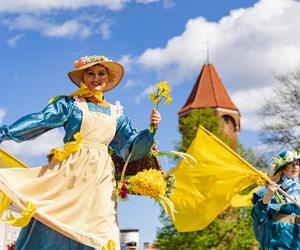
[
  {"left": 0, "top": 55, "right": 161, "bottom": 250},
  {"left": 252, "top": 150, "right": 300, "bottom": 249}
]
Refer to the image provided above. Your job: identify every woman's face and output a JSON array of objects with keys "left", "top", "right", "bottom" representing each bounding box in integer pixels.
[
  {"left": 283, "top": 161, "right": 300, "bottom": 178},
  {"left": 84, "top": 64, "right": 109, "bottom": 92}
]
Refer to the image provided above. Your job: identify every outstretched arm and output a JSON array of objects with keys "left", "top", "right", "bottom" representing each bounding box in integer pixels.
[{"left": 0, "top": 96, "right": 74, "bottom": 143}]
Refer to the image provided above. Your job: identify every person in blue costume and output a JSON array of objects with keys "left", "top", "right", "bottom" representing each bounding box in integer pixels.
[
  {"left": 252, "top": 150, "right": 300, "bottom": 250},
  {"left": 0, "top": 55, "right": 161, "bottom": 250}
]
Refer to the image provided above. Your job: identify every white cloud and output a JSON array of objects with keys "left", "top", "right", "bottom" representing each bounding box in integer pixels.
[
  {"left": 123, "top": 79, "right": 137, "bottom": 90},
  {"left": 135, "top": 0, "right": 159, "bottom": 3},
  {"left": 231, "top": 86, "right": 274, "bottom": 131},
  {"left": 43, "top": 19, "right": 89, "bottom": 38},
  {"left": 0, "top": 0, "right": 172, "bottom": 13},
  {"left": 135, "top": 0, "right": 300, "bottom": 130},
  {"left": 134, "top": 85, "right": 155, "bottom": 104},
  {"left": 119, "top": 54, "right": 134, "bottom": 72},
  {"left": 1, "top": 129, "right": 64, "bottom": 162},
  {"left": 162, "top": 0, "right": 175, "bottom": 9},
  {"left": 138, "top": 0, "right": 300, "bottom": 88},
  {"left": 0, "top": 0, "right": 125, "bottom": 13},
  {"left": 3, "top": 14, "right": 112, "bottom": 39},
  {"left": 99, "top": 19, "right": 113, "bottom": 40},
  {"left": 6, "top": 33, "right": 24, "bottom": 47},
  {"left": 0, "top": 109, "right": 6, "bottom": 124}
]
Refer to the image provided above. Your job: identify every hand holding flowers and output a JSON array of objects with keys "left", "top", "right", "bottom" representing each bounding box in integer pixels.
[
  {"left": 149, "top": 109, "right": 161, "bottom": 130},
  {"left": 149, "top": 81, "right": 172, "bottom": 133}
]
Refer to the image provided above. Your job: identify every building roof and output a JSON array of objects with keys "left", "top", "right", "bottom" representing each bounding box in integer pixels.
[{"left": 178, "top": 64, "right": 239, "bottom": 115}]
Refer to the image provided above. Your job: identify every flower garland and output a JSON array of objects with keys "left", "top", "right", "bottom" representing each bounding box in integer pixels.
[
  {"left": 271, "top": 150, "right": 300, "bottom": 171},
  {"left": 74, "top": 55, "right": 112, "bottom": 68}
]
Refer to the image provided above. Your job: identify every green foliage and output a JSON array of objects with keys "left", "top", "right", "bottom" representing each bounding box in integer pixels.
[
  {"left": 156, "top": 208, "right": 258, "bottom": 250},
  {"left": 156, "top": 108, "right": 265, "bottom": 249},
  {"left": 177, "top": 108, "right": 231, "bottom": 152}
]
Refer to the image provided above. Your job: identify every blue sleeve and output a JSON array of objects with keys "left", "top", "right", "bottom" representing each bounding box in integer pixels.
[
  {"left": 251, "top": 196, "right": 270, "bottom": 225},
  {"left": 251, "top": 187, "right": 282, "bottom": 225},
  {"left": 109, "top": 114, "right": 155, "bottom": 161},
  {"left": 0, "top": 96, "right": 74, "bottom": 143}
]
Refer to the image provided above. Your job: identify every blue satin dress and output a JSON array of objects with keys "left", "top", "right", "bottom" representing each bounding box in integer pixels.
[
  {"left": 0, "top": 96, "right": 155, "bottom": 250},
  {"left": 252, "top": 177, "right": 300, "bottom": 250}
]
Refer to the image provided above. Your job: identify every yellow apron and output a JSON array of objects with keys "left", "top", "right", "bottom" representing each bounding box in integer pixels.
[{"left": 0, "top": 97, "right": 120, "bottom": 249}]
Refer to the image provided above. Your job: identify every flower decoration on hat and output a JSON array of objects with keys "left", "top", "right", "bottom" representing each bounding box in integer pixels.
[
  {"left": 74, "top": 55, "right": 112, "bottom": 69},
  {"left": 271, "top": 150, "right": 300, "bottom": 172}
]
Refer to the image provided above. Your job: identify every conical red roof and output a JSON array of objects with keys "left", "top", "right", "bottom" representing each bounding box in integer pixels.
[{"left": 178, "top": 64, "right": 239, "bottom": 115}]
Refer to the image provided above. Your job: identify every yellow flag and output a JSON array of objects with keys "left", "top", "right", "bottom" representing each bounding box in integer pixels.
[
  {"left": 170, "top": 126, "right": 270, "bottom": 232},
  {"left": 0, "top": 147, "right": 28, "bottom": 169},
  {"left": 0, "top": 147, "right": 35, "bottom": 227},
  {"left": 230, "top": 187, "right": 260, "bottom": 208}
]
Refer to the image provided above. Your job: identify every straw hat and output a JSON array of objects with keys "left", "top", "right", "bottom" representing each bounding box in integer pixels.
[
  {"left": 68, "top": 55, "right": 124, "bottom": 92},
  {"left": 271, "top": 150, "right": 300, "bottom": 175}
]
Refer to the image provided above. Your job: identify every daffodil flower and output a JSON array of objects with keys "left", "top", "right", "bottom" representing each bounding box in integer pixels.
[{"left": 149, "top": 81, "right": 172, "bottom": 132}]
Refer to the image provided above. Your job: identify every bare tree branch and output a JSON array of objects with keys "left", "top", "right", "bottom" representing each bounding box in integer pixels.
[{"left": 259, "top": 70, "right": 300, "bottom": 151}]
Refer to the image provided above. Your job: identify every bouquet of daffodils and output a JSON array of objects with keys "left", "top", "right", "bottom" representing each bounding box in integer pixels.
[
  {"left": 149, "top": 81, "right": 172, "bottom": 132},
  {"left": 116, "top": 169, "right": 176, "bottom": 218}
]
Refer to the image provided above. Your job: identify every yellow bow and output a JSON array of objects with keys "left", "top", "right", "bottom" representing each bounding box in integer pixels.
[
  {"left": 101, "top": 240, "right": 115, "bottom": 250},
  {"left": 0, "top": 191, "right": 12, "bottom": 218},
  {"left": 69, "top": 82, "right": 103, "bottom": 103},
  {"left": 2, "top": 201, "right": 36, "bottom": 227},
  {"left": 50, "top": 132, "right": 83, "bottom": 161},
  {"left": 48, "top": 82, "right": 103, "bottom": 104}
]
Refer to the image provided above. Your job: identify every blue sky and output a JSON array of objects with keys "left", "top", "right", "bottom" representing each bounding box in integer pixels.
[{"left": 1, "top": 0, "right": 300, "bottom": 246}]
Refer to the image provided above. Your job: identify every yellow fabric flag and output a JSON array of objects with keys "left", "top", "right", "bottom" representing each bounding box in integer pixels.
[
  {"left": 0, "top": 147, "right": 28, "bottom": 169},
  {"left": 170, "top": 126, "right": 270, "bottom": 232},
  {"left": 230, "top": 187, "right": 260, "bottom": 208},
  {"left": 0, "top": 147, "right": 36, "bottom": 227}
]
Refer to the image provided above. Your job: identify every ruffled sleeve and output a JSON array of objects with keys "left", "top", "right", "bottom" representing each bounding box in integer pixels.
[
  {"left": 0, "top": 96, "right": 75, "bottom": 143},
  {"left": 109, "top": 114, "right": 155, "bottom": 161}
]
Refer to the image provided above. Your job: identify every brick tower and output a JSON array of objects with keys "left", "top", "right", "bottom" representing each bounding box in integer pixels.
[{"left": 178, "top": 63, "right": 240, "bottom": 146}]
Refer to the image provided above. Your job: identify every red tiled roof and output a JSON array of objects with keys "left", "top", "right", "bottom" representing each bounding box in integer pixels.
[{"left": 178, "top": 64, "right": 239, "bottom": 115}]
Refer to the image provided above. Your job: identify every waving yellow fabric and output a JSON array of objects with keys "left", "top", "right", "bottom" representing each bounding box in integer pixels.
[
  {"left": 0, "top": 147, "right": 36, "bottom": 227},
  {"left": 170, "top": 126, "right": 270, "bottom": 232},
  {"left": 230, "top": 187, "right": 260, "bottom": 208},
  {"left": 0, "top": 147, "right": 28, "bottom": 169}
]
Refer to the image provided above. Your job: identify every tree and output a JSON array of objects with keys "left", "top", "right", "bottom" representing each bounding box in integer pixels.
[
  {"left": 177, "top": 108, "right": 231, "bottom": 151},
  {"left": 156, "top": 108, "right": 266, "bottom": 250},
  {"left": 156, "top": 208, "right": 257, "bottom": 250},
  {"left": 260, "top": 71, "right": 300, "bottom": 151}
]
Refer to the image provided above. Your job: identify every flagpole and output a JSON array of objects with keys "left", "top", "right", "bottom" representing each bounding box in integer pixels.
[{"left": 277, "top": 187, "right": 300, "bottom": 208}]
